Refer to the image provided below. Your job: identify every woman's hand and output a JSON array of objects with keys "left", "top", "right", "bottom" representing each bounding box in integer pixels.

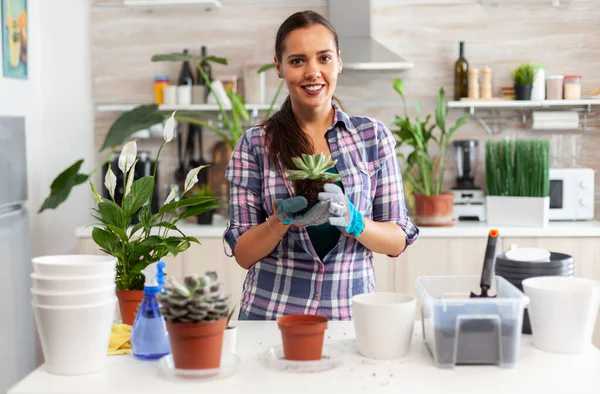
[
  {"left": 273, "top": 196, "right": 332, "bottom": 227},
  {"left": 318, "top": 184, "right": 364, "bottom": 237}
]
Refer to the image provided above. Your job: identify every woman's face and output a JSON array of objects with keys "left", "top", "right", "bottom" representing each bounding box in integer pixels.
[{"left": 275, "top": 24, "right": 342, "bottom": 112}]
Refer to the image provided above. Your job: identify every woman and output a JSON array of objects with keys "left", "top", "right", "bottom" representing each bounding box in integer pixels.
[{"left": 223, "top": 10, "right": 419, "bottom": 320}]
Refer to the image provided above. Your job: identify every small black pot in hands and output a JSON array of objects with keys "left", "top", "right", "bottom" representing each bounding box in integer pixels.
[{"left": 514, "top": 84, "right": 532, "bottom": 100}]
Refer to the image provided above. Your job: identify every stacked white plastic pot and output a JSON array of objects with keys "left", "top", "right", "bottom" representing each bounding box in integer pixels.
[{"left": 30, "top": 255, "right": 117, "bottom": 375}]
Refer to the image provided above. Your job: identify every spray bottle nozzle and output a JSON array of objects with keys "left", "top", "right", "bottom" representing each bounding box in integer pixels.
[{"left": 141, "top": 261, "right": 167, "bottom": 294}]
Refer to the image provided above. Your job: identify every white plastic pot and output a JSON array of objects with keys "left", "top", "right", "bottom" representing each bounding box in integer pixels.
[
  {"left": 32, "top": 255, "right": 117, "bottom": 277},
  {"left": 31, "top": 271, "right": 116, "bottom": 292},
  {"left": 31, "top": 285, "right": 116, "bottom": 306},
  {"left": 351, "top": 292, "right": 416, "bottom": 359},
  {"left": 32, "top": 297, "right": 117, "bottom": 375},
  {"left": 523, "top": 276, "right": 600, "bottom": 354},
  {"left": 222, "top": 326, "right": 237, "bottom": 355}
]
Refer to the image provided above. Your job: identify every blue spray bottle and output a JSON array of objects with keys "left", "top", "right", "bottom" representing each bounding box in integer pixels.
[{"left": 131, "top": 261, "right": 171, "bottom": 360}]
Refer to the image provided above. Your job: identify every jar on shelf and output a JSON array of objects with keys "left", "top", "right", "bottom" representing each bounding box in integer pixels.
[
  {"left": 153, "top": 75, "right": 170, "bottom": 105},
  {"left": 563, "top": 75, "right": 582, "bottom": 100},
  {"left": 481, "top": 66, "right": 493, "bottom": 99},
  {"left": 468, "top": 68, "right": 480, "bottom": 99},
  {"left": 530, "top": 65, "right": 545, "bottom": 101},
  {"left": 545, "top": 75, "right": 564, "bottom": 100}
]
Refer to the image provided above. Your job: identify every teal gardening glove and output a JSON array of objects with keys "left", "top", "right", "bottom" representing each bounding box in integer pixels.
[
  {"left": 272, "top": 196, "right": 333, "bottom": 228},
  {"left": 317, "top": 183, "right": 365, "bottom": 237}
]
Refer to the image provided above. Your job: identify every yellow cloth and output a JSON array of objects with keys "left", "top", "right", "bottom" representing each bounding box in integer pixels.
[{"left": 108, "top": 323, "right": 132, "bottom": 355}]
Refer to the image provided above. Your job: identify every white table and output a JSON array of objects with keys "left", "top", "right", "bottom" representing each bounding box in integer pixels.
[{"left": 9, "top": 321, "right": 600, "bottom": 394}]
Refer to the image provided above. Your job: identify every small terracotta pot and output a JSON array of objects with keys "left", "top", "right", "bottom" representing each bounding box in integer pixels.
[
  {"left": 414, "top": 193, "right": 455, "bottom": 227},
  {"left": 166, "top": 318, "right": 227, "bottom": 370},
  {"left": 115, "top": 290, "right": 144, "bottom": 326},
  {"left": 277, "top": 314, "right": 328, "bottom": 361}
]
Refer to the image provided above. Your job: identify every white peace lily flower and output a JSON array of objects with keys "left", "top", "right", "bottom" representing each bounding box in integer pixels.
[
  {"left": 124, "top": 159, "right": 138, "bottom": 197},
  {"left": 118, "top": 141, "right": 137, "bottom": 174},
  {"left": 163, "top": 111, "right": 177, "bottom": 142},
  {"left": 90, "top": 180, "right": 102, "bottom": 203},
  {"left": 164, "top": 186, "right": 177, "bottom": 205},
  {"left": 183, "top": 166, "right": 203, "bottom": 195},
  {"left": 104, "top": 166, "right": 117, "bottom": 199}
]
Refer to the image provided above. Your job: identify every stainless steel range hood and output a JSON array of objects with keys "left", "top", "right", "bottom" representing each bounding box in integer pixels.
[{"left": 329, "top": 0, "right": 413, "bottom": 71}]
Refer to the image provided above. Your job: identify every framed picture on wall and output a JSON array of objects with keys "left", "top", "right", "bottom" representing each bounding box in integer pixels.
[{"left": 1, "top": 0, "right": 27, "bottom": 79}]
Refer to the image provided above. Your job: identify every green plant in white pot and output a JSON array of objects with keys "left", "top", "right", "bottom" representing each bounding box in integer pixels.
[{"left": 485, "top": 138, "right": 550, "bottom": 227}]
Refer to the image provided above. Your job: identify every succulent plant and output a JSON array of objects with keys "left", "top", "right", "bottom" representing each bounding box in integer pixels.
[
  {"left": 286, "top": 153, "right": 342, "bottom": 182},
  {"left": 157, "top": 271, "right": 230, "bottom": 323}
]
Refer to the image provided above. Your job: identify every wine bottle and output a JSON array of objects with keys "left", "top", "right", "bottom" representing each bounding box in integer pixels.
[
  {"left": 197, "top": 46, "right": 213, "bottom": 86},
  {"left": 178, "top": 49, "right": 194, "bottom": 86},
  {"left": 454, "top": 41, "right": 469, "bottom": 101}
]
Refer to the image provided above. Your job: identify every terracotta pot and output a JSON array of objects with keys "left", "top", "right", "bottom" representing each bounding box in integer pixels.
[
  {"left": 277, "top": 314, "right": 328, "bottom": 361},
  {"left": 166, "top": 318, "right": 227, "bottom": 370},
  {"left": 115, "top": 290, "right": 144, "bottom": 326},
  {"left": 414, "top": 193, "right": 455, "bottom": 227}
]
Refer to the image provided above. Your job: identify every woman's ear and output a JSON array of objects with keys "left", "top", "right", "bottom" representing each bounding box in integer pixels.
[{"left": 274, "top": 55, "right": 282, "bottom": 78}]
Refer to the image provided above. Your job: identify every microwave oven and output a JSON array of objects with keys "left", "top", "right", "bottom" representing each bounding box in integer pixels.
[{"left": 548, "top": 168, "right": 595, "bottom": 221}]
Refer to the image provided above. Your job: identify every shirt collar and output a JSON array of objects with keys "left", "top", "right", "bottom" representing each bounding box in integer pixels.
[{"left": 329, "top": 102, "right": 356, "bottom": 134}]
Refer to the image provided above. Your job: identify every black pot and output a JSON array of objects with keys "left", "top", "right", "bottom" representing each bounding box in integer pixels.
[
  {"left": 196, "top": 211, "right": 214, "bottom": 225},
  {"left": 496, "top": 252, "right": 573, "bottom": 270},
  {"left": 514, "top": 84, "right": 532, "bottom": 100}
]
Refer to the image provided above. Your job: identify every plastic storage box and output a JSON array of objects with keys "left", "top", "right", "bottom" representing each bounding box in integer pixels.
[{"left": 415, "top": 275, "right": 529, "bottom": 369}]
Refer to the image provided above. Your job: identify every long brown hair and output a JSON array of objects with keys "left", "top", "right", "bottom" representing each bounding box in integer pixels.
[{"left": 263, "top": 10, "right": 340, "bottom": 170}]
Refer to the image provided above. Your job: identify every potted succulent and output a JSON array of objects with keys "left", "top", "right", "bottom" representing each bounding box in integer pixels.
[
  {"left": 392, "top": 78, "right": 471, "bottom": 226},
  {"left": 38, "top": 112, "right": 220, "bottom": 325},
  {"left": 277, "top": 314, "right": 329, "bottom": 361},
  {"left": 222, "top": 305, "right": 237, "bottom": 355},
  {"left": 513, "top": 63, "right": 535, "bottom": 100},
  {"left": 286, "top": 152, "right": 342, "bottom": 214},
  {"left": 485, "top": 138, "right": 550, "bottom": 227},
  {"left": 157, "top": 271, "right": 231, "bottom": 369}
]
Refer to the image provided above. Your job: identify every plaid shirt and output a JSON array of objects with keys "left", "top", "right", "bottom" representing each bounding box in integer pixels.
[{"left": 223, "top": 104, "right": 419, "bottom": 320}]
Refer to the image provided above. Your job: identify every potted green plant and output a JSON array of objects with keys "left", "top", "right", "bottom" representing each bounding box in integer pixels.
[
  {"left": 286, "top": 152, "right": 342, "bottom": 214},
  {"left": 513, "top": 63, "right": 535, "bottom": 100},
  {"left": 391, "top": 78, "right": 471, "bottom": 226},
  {"left": 485, "top": 138, "right": 550, "bottom": 227},
  {"left": 39, "top": 113, "right": 220, "bottom": 325},
  {"left": 157, "top": 271, "right": 231, "bottom": 370}
]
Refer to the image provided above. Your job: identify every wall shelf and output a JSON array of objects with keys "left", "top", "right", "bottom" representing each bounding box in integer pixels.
[
  {"left": 448, "top": 99, "right": 600, "bottom": 135},
  {"left": 123, "top": 0, "right": 221, "bottom": 8},
  {"left": 95, "top": 103, "right": 278, "bottom": 118}
]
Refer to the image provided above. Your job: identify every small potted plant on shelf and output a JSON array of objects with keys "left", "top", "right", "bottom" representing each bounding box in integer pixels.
[
  {"left": 485, "top": 138, "right": 550, "bottom": 227},
  {"left": 157, "top": 271, "right": 231, "bottom": 369},
  {"left": 286, "top": 152, "right": 342, "bottom": 214},
  {"left": 38, "top": 112, "right": 220, "bottom": 325},
  {"left": 513, "top": 63, "right": 535, "bottom": 100},
  {"left": 391, "top": 78, "right": 471, "bottom": 226}
]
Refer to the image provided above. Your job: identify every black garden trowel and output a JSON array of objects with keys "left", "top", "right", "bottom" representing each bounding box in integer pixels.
[{"left": 470, "top": 229, "right": 499, "bottom": 298}]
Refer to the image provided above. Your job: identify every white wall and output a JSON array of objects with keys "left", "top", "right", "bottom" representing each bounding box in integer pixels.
[{"left": 0, "top": 0, "right": 95, "bottom": 258}]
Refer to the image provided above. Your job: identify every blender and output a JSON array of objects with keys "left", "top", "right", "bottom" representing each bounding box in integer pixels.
[{"left": 451, "top": 140, "right": 486, "bottom": 221}]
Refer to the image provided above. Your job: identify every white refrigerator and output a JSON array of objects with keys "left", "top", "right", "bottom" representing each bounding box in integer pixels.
[{"left": 0, "top": 117, "right": 36, "bottom": 393}]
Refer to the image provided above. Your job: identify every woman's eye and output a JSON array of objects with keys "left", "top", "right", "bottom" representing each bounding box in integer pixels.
[
  {"left": 290, "top": 59, "right": 303, "bottom": 65},
  {"left": 321, "top": 55, "right": 332, "bottom": 62}
]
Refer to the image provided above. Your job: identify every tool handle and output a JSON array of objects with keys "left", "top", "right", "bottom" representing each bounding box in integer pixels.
[{"left": 480, "top": 229, "right": 499, "bottom": 292}]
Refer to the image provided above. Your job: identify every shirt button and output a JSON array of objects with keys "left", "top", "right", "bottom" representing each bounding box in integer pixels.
[{"left": 315, "top": 293, "right": 320, "bottom": 298}]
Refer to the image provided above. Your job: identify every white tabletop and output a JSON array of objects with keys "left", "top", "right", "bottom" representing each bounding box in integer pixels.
[{"left": 9, "top": 321, "right": 600, "bottom": 394}]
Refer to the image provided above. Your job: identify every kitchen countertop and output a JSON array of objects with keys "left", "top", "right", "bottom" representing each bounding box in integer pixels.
[
  {"left": 75, "top": 217, "right": 600, "bottom": 239},
  {"left": 8, "top": 321, "right": 600, "bottom": 394}
]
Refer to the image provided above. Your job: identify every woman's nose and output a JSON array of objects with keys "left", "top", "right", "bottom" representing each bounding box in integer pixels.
[{"left": 304, "top": 60, "right": 321, "bottom": 80}]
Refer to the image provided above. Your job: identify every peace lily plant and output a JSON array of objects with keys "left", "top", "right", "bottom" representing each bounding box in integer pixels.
[{"left": 39, "top": 112, "right": 219, "bottom": 294}]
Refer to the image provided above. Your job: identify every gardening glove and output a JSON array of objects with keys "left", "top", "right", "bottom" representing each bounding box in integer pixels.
[
  {"left": 318, "top": 183, "right": 365, "bottom": 237},
  {"left": 273, "top": 197, "right": 332, "bottom": 228}
]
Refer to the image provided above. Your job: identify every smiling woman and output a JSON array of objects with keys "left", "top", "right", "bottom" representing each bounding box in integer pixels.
[{"left": 222, "top": 10, "right": 420, "bottom": 321}]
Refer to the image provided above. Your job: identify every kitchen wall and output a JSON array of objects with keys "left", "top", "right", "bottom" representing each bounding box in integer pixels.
[
  {"left": 0, "top": 0, "right": 95, "bottom": 256},
  {"left": 90, "top": 0, "right": 600, "bottom": 217}
]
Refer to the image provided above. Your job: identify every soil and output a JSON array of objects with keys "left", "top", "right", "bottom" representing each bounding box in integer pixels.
[{"left": 294, "top": 179, "right": 330, "bottom": 214}]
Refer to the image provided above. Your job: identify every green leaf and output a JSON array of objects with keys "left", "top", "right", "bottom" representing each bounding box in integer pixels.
[
  {"left": 258, "top": 63, "right": 275, "bottom": 73},
  {"left": 435, "top": 87, "right": 447, "bottom": 134},
  {"left": 123, "top": 176, "right": 155, "bottom": 216},
  {"left": 393, "top": 78, "right": 405, "bottom": 96},
  {"left": 230, "top": 91, "right": 250, "bottom": 123},
  {"left": 39, "top": 160, "right": 86, "bottom": 212},
  {"left": 138, "top": 204, "right": 152, "bottom": 227},
  {"left": 178, "top": 202, "right": 221, "bottom": 220},
  {"left": 92, "top": 227, "right": 118, "bottom": 252},
  {"left": 151, "top": 53, "right": 228, "bottom": 65},
  {"left": 131, "top": 261, "right": 146, "bottom": 275},
  {"left": 447, "top": 113, "right": 471, "bottom": 141},
  {"left": 96, "top": 199, "right": 124, "bottom": 227},
  {"left": 100, "top": 105, "right": 163, "bottom": 151},
  {"left": 158, "top": 196, "right": 217, "bottom": 217},
  {"left": 104, "top": 224, "right": 129, "bottom": 243},
  {"left": 186, "top": 236, "right": 201, "bottom": 244}
]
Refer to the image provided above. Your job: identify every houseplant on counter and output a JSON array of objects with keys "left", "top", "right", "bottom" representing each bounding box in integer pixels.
[
  {"left": 38, "top": 112, "right": 220, "bottom": 325},
  {"left": 513, "top": 63, "right": 535, "bottom": 100},
  {"left": 157, "top": 271, "right": 231, "bottom": 369},
  {"left": 391, "top": 78, "right": 471, "bottom": 226},
  {"left": 485, "top": 138, "right": 550, "bottom": 227}
]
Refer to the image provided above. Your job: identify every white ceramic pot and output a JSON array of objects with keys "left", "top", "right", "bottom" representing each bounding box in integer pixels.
[
  {"left": 32, "top": 297, "right": 117, "bottom": 375},
  {"left": 222, "top": 326, "right": 237, "bottom": 355},
  {"left": 32, "top": 255, "right": 117, "bottom": 277},
  {"left": 351, "top": 292, "right": 417, "bottom": 359},
  {"left": 523, "top": 276, "right": 600, "bottom": 354},
  {"left": 31, "top": 285, "right": 116, "bottom": 306},
  {"left": 31, "top": 271, "right": 116, "bottom": 293}
]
